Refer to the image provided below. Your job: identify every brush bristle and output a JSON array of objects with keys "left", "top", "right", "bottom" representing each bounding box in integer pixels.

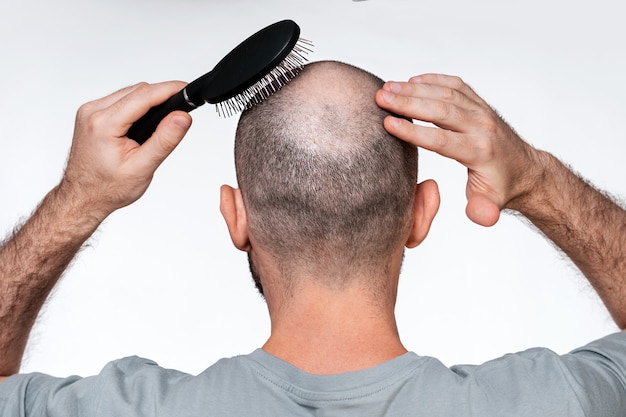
[{"left": 215, "top": 38, "right": 314, "bottom": 117}]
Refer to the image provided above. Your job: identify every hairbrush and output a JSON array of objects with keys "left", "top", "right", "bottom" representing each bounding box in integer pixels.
[{"left": 126, "top": 19, "right": 312, "bottom": 144}]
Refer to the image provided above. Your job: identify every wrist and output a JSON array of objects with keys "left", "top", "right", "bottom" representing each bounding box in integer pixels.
[
  {"left": 51, "top": 179, "right": 111, "bottom": 234},
  {"left": 504, "top": 149, "right": 556, "bottom": 216}
]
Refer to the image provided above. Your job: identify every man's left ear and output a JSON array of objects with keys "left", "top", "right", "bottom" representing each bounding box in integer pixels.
[
  {"left": 405, "top": 179, "right": 440, "bottom": 249},
  {"left": 219, "top": 185, "right": 251, "bottom": 252}
]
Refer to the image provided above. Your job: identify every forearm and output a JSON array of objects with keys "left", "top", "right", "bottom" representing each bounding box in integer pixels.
[
  {"left": 508, "top": 151, "right": 626, "bottom": 329},
  {"left": 0, "top": 82, "right": 191, "bottom": 379},
  {"left": 0, "top": 182, "right": 103, "bottom": 376},
  {"left": 375, "top": 76, "right": 626, "bottom": 328}
]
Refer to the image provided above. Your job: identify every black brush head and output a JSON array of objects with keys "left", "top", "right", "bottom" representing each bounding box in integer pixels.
[
  {"left": 201, "top": 19, "right": 312, "bottom": 116},
  {"left": 207, "top": 19, "right": 299, "bottom": 103},
  {"left": 215, "top": 36, "right": 313, "bottom": 117},
  {"left": 126, "top": 20, "right": 312, "bottom": 143}
]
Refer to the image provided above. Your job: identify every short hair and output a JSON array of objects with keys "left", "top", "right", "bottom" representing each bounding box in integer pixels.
[{"left": 235, "top": 61, "right": 417, "bottom": 289}]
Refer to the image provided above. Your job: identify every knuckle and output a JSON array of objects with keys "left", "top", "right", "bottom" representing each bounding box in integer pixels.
[
  {"left": 157, "top": 135, "right": 177, "bottom": 154},
  {"left": 399, "top": 94, "right": 414, "bottom": 109},
  {"left": 473, "top": 136, "right": 496, "bottom": 160},
  {"left": 133, "top": 82, "right": 152, "bottom": 97},
  {"left": 85, "top": 109, "right": 109, "bottom": 133},
  {"left": 434, "top": 101, "right": 452, "bottom": 120},
  {"left": 449, "top": 76, "right": 465, "bottom": 89},
  {"left": 122, "top": 82, "right": 151, "bottom": 102},
  {"left": 132, "top": 81, "right": 149, "bottom": 89},
  {"left": 432, "top": 129, "right": 450, "bottom": 149},
  {"left": 122, "top": 82, "right": 148, "bottom": 93},
  {"left": 135, "top": 81, "right": 150, "bottom": 90},
  {"left": 440, "top": 87, "right": 455, "bottom": 101},
  {"left": 475, "top": 112, "right": 500, "bottom": 136},
  {"left": 152, "top": 129, "right": 179, "bottom": 155},
  {"left": 76, "top": 101, "right": 96, "bottom": 120}
]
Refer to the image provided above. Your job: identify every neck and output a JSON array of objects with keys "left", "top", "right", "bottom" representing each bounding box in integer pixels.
[{"left": 262, "top": 280, "right": 407, "bottom": 375}]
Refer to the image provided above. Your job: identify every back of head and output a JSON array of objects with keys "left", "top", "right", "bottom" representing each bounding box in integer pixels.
[{"left": 235, "top": 61, "right": 417, "bottom": 288}]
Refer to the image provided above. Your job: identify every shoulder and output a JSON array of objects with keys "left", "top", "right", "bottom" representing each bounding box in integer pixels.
[{"left": 444, "top": 332, "right": 626, "bottom": 415}]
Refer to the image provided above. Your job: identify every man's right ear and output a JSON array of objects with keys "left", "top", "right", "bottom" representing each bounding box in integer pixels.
[{"left": 219, "top": 185, "right": 251, "bottom": 252}]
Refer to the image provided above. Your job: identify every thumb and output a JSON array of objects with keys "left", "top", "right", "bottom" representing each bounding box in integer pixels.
[
  {"left": 138, "top": 111, "right": 192, "bottom": 172},
  {"left": 466, "top": 194, "right": 501, "bottom": 227}
]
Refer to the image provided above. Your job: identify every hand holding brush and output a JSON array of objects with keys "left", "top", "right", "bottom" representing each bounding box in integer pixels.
[{"left": 126, "top": 20, "right": 312, "bottom": 144}]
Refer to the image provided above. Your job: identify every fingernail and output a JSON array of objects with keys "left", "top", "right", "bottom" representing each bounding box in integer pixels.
[
  {"left": 386, "top": 82, "right": 401, "bottom": 93},
  {"left": 381, "top": 90, "right": 395, "bottom": 102},
  {"left": 409, "top": 76, "right": 423, "bottom": 83},
  {"left": 386, "top": 116, "right": 400, "bottom": 128},
  {"left": 172, "top": 115, "right": 191, "bottom": 130}
]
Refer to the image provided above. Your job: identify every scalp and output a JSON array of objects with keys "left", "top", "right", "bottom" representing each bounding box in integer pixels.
[{"left": 234, "top": 60, "right": 417, "bottom": 284}]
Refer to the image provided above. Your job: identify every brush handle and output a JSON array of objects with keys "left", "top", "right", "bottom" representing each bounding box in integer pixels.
[
  {"left": 127, "top": 69, "right": 219, "bottom": 144},
  {"left": 126, "top": 84, "right": 205, "bottom": 144}
]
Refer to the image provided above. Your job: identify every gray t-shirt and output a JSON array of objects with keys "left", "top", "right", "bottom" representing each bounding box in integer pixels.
[{"left": 2, "top": 332, "right": 626, "bottom": 416}]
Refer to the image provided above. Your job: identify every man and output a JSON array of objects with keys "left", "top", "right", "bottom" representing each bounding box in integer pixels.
[{"left": 0, "top": 60, "right": 625, "bottom": 415}]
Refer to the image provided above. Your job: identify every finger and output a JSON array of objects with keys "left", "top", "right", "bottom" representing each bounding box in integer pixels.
[
  {"left": 408, "top": 74, "right": 471, "bottom": 92},
  {"left": 383, "top": 116, "right": 475, "bottom": 164},
  {"left": 377, "top": 89, "right": 476, "bottom": 133},
  {"left": 97, "top": 81, "right": 188, "bottom": 137},
  {"left": 382, "top": 80, "right": 480, "bottom": 112},
  {"left": 408, "top": 74, "right": 489, "bottom": 107},
  {"left": 88, "top": 83, "right": 146, "bottom": 110},
  {"left": 465, "top": 194, "right": 501, "bottom": 227},
  {"left": 133, "top": 110, "right": 192, "bottom": 173},
  {"left": 74, "top": 83, "right": 146, "bottom": 125}
]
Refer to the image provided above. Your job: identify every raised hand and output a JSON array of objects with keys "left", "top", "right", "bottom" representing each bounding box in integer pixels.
[
  {"left": 61, "top": 81, "right": 193, "bottom": 221},
  {"left": 0, "top": 82, "right": 192, "bottom": 377},
  {"left": 376, "top": 74, "right": 542, "bottom": 226},
  {"left": 377, "top": 74, "right": 626, "bottom": 328}
]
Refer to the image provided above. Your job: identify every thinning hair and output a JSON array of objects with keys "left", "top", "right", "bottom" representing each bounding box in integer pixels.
[{"left": 235, "top": 61, "right": 417, "bottom": 289}]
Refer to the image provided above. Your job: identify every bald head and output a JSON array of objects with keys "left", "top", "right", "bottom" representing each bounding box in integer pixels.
[{"left": 235, "top": 61, "right": 417, "bottom": 291}]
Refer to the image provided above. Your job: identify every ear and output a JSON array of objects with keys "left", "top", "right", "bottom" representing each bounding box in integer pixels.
[
  {"left": 405, "top": 179, "right": 440, "bottom": 249},
  {"left": 220, "top": 185, "right": 251, "bottom": 252}
]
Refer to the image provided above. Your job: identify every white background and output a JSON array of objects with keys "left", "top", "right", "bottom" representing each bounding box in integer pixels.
[{"left": 0, "top": 0, "right": 624, "bottom": 377}]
